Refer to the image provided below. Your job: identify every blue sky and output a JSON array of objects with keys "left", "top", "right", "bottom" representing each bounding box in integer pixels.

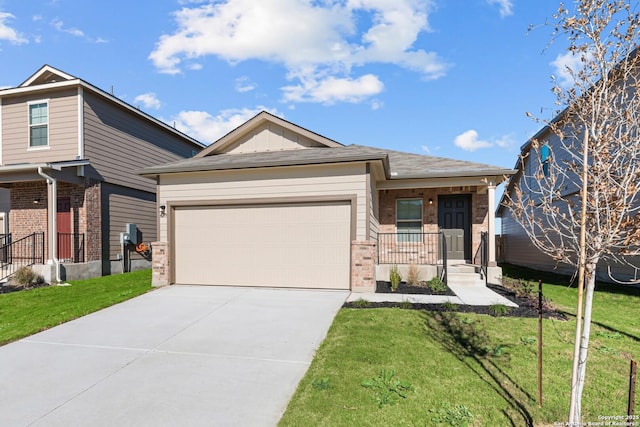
[{"left": 0, "top": 0, "right": 572, "bottom": 172}]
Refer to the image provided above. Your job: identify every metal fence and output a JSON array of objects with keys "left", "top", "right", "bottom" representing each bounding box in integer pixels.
[
  {"left": 0, "top": 232, "right": 45, "bottom": 281},
  {"left": 377, "top": 232, "right": 444, "bottom": 265}
]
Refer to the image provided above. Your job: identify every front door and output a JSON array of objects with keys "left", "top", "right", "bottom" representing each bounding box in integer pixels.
[
  {"left": 438, "top": 195, "right": 471, "bottom": 261},
  {"left": 57, "top": 198, "right": 71, "bottom": 261}
]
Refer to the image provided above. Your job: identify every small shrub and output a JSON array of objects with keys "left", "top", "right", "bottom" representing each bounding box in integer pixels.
[
  {"left": 353, "top": 298, "right": 370, "bottom": 308},
  {"left": 490, "top": 344, "right": 509, "bottom": 357},
  {"left": 12, "top": 266, "right": 43, "bottom": 288},
  {"left": 442, "top": 301, "right": 458, "bottom": 312},
  {"left": 427, "top": 276, "right": 447, "bottom": 293},
  {"left": 520, "top": 336, "right": 536, "bottom": 346},
  {"left": 389, "top": 265, "right": 402, "bottom": 292},
  {"left": 429, "top": 402, "right": 474, "bottom": 426},
  {"left": 595, "top": 330, "right": 623, "bottom": 340},
  {"left": 596, "top": 346, "right": 619, "bottom": 355},
  {"left": 406, "top": 263, "right": 422, "bottom": 286},
  {"left": 312, "top": 377, "right": 331, "bottom": 390},
  {"left": 361, "top": 369, "right": 413, "bottom": 408},
  {"left": 489, "top": 304, "right": 510, "bottom": 316},
  {"left": 399, "top": 301, "right": 413, "bottom": 309}
]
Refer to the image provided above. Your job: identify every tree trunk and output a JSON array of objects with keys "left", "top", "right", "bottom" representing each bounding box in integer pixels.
[{"left": 571, "top": 262, "right": 598, "bottom": 422}]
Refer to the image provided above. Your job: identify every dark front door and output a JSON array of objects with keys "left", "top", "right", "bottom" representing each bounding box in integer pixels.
[
  {"left": 57, "top": 198, "right": 71, "bottom": 260},
  {"left": 438, "top": 195, "right": 471, "bottom": 260}
]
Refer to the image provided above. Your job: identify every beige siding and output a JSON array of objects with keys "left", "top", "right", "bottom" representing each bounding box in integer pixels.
[
  {"left": 159, "top": 163, "right": 368, "bottom": 241},
  {"left": 103, "top": 183, "right": 156, "bottom": 260},
  {"left": 226, "top": 122, "right": 325, "bottom": 154},
  {"left": 83, "top": 91, "right": 198, "bottom": 193},
  {"left": 2, "top": 88, "right": 78, "bottom": 165}
]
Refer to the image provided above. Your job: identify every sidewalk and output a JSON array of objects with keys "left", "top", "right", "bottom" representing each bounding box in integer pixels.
[{"left": 346, "top": 284, "right": 518, "bottom": 307}]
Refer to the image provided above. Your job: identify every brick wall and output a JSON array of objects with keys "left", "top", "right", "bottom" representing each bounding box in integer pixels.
[
  {"left": 84, "top": 179, "right": 102, "bottom": 261},
  {"left": 10, "top": 182, "right": 49, "bottom": 257},
  {"left": 378, "top": 187, "right": 489, "bottom": 259},
  {"left": 351, "top": 240, "right": 376, "bottom": 292},
  {"left": 151, "top": 241, "right": 169, "bottom": 287},
  {"left": 9, "top": 178, "right": 103, "bottom": 262}
]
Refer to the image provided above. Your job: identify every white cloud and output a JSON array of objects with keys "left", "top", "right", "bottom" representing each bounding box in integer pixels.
[
  {"left": 0, "top": 12, "right": 27, "bottom": 44},
  {"left": 51, "top": 18, "right": 107, "bottom": 44},
  {"left": 282, "top": 73, "right": 383, "bottom": 104},
  {"left": 134, "top": 92, "right": 162, "bottom": 110},
  {"left": 149, "top": 0, "right": 448, "bottom": 104},
  {"left": 550, "top": 50, "right": 594, "bottom": 88},
  {"left": 51, "top": 18, "right": 84, "bottom": 37},
  {"left": 235, "top": 76, "right": 256, "bottom": 93},
  {"left": 170, "top": 107, "right": 280, "bottom": 144},
  {"left": 370, "top": 98, "right": 383, "bottom": 110},
  {"left": 454, "top": 129, "right": 514, "bottom": 151},
  {"left": 487, "top": 0, "right": 513, "bottom": 18}
]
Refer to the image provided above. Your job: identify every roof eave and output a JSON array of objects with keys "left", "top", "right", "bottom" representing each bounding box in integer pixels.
[{"left": 139, "top": 153, "right": 389, "bottom": 177}]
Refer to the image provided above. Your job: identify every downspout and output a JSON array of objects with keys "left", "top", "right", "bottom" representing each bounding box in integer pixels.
[{"left": 37, "top": 167, "right": 61, "bottom": 283}]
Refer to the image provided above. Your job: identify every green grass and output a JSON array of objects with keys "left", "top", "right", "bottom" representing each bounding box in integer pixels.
[
  {"left": 0, "top": 269, "right": 152, "bottom": 345},
  {"left": 280, "top": 265, "right": 640, "bottom": 426}
]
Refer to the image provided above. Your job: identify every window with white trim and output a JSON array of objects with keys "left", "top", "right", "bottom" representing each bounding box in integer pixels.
[
  {"left": 396, "top": 198, "right": 422, "bottom": 242},
  {"left": 29, "top": 102, "right": 48, "bottom": 147}
]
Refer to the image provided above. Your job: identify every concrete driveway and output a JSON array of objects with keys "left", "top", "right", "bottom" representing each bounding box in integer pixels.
[{"left": 0, "top": 285, "right": 348, "bottom": 427}]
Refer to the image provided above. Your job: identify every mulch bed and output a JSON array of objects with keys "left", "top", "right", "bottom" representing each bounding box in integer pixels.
[
  {"left": 375, "top": 280, "right": 456, "bottom": 296},
  {"left": 344, "top": 281, "right": 567, "bottom": 319},
  {"left": 0, "top": 282, "right": 50, "bottom": 294}
]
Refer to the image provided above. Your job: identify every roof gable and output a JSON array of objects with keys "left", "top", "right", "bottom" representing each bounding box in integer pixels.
[
  {"left": 19, "top": 65, "right": 77, "bottom": 87},
  {"left": 196, "top": 111, "right": 343, "bottom": 157}
]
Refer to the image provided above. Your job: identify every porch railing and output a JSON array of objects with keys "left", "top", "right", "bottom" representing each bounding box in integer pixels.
[
  {"left": 377, "top": 232, "right": 448, "bottom": 284},
  {"left": 57, "top": 233, "right": 85, "bottom": 263},
  {"left": 0, "top": 232, "right": 45, "bottom": 282},
  {"left": 474, "top": 231, "right": 489, "bottom": 285}
]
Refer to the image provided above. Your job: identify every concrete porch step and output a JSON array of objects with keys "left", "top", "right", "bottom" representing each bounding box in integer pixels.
[{"left": 447, "top": 271, "right": 485, "bottom": 287}]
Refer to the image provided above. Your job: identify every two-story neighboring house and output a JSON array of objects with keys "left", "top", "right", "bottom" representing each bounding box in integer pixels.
[
  {"left": 0, "top": 65, "right": 204, "bottom": 282},
  {"left": 498, "top": 113, "right": 640, "bottom": 283}
]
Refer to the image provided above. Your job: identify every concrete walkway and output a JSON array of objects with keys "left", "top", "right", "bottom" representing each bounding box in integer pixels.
[
  {"left": 346, "top": 283, "right": 518, "bottom": 307},
  {"left": 0, "top": 286, "right": 348, "bottom": 427}
]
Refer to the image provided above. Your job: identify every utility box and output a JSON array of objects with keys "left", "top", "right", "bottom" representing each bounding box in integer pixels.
[
  {"left": 126, "top": 223, "right": 138, "bottom": 244},
  {"left": 119, "top": 232, "right": 130, "bottom": 245}
]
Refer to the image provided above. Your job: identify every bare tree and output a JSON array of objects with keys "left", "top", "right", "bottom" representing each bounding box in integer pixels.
[{"left": 504, "top": 0, "right": 640, "bottom": 423}]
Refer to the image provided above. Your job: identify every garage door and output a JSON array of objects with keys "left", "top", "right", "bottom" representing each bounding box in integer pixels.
[{"left": 173, "top": 201, "right": 351, "bottom": 289}]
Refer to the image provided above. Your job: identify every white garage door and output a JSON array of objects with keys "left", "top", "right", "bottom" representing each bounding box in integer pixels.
[{"left": 173, "top": 201, "right": 351, "bottom": 289}]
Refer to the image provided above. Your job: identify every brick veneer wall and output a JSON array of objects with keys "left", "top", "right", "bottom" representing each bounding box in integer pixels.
[
  {"left": 84, "top": 179, "right": 102, "bottom": 262},
  {"left": 378, "top": 187, "right": 489, "bottom": 259},
  {"left": 351, "top": 240, "right": 376, "bottom": 292},
  {"left": 151, "top": 241, "right": 169, "bottom": 287},
  {"left": 9, "top": 178, "right": 102, "bottom": 262}
]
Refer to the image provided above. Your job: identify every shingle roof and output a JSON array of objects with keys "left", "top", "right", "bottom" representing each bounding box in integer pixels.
[{"left": 139, "top": 144, "right": 515, "bottom": 179}]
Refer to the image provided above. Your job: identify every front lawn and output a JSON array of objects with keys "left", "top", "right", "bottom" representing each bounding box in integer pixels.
[
  {"left": 0, "top": 269, "right": 152, "bottom": 346},
  {"left": 280, "top": 266, "right": 640, "bottom": 426}
]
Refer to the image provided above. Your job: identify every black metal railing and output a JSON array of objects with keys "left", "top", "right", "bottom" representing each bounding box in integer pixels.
[
  {"left": 0, "top": 233, "right": 11, "bottom": 267},
  {"left": 377, "top": 232, "right": 448, "bottom": 285},
  {"left": 0, "top": 232, "right": 45, "bottom": 281},
  {"left": 476, "top": 231, "right": 488, "bottom": 285},
  {"left": 57, "top": 233, "right": 85, "bottom": 263}
]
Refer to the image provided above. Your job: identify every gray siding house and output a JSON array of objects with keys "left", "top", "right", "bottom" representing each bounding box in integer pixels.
[{"left": 0, "top": 65, "right": 204, "bottom": 281}]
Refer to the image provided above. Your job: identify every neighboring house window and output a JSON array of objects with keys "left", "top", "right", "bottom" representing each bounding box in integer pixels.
[
  {"left": 540, "top": 144, "right": 550, "bottom": 177},
  {"left": 396, "top": 199, "right": 423, "bottom": 242},
  {"left": 29, "top": 102, "right": 49, "bottom": 147}
]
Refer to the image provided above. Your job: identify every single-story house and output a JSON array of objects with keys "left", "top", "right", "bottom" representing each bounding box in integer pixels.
[{"left": 141, "top": 111, "right": 515, "bottom": 291}]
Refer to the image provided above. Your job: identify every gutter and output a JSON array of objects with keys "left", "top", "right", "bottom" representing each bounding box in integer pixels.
[{"left": 37, "top": 166, "right": 61, "bottom": 284}]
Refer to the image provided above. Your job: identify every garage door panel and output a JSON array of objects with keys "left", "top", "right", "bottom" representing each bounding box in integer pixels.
[{"left": 174, "top": 202, "right": 351, "bottom": 289}]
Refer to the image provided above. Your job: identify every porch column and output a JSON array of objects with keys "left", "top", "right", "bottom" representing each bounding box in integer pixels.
[{"left": 487, "top": 183, "right": 497, "bottom": 266}]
